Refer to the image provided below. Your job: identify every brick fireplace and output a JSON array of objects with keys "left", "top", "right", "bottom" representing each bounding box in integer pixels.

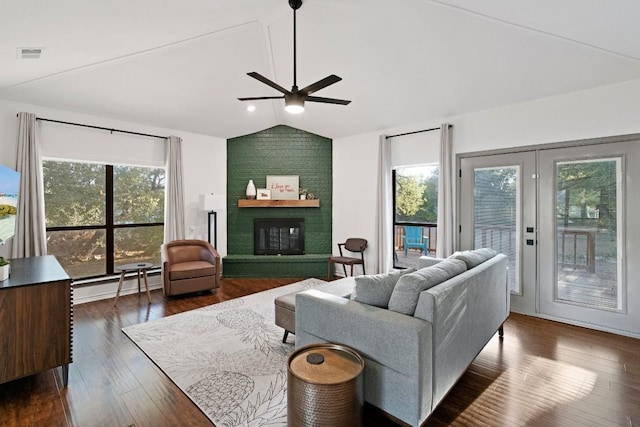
[{"left": 224, "top": 125, "right": 332, "bottom": 278}]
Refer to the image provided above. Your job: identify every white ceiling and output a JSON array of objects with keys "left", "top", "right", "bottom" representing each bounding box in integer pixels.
[{"left": 2, "top": 0, "right": 640, "bottom": 139}]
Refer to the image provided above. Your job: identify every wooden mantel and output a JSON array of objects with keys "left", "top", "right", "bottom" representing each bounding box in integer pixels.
[{"left": 237, "top": 199, "right": 320, "bottom": 208}]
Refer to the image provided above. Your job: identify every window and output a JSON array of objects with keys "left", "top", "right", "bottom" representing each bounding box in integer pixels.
[
  {"left": 43, "top": 161, "right": 165, "bottom": 280},
  {"left": 393, "top": 165, "right": 438, "bottom": 269}
]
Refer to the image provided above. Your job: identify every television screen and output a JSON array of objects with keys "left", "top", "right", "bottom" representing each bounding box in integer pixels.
[{"left": 0, "top": 164, "right": 19, "bottom": 245}]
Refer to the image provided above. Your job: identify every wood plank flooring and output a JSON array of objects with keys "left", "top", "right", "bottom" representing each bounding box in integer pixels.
[{"left": 1, "top": 278, "right": 639, "bottom": 427}]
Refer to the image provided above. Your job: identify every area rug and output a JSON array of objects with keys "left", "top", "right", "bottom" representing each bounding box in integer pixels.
[{"left": 122, "top": 278, "right": 326, "bottom": 427}]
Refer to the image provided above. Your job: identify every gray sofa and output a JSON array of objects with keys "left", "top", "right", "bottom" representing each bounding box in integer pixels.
[{"left": 295, "top": 249, "right": 509, "bottom": 427}]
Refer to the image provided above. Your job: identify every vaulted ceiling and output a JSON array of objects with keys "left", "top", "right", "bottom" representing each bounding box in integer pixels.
[{"left": 2, "top": 0, "right": 640, "bottom": 139}]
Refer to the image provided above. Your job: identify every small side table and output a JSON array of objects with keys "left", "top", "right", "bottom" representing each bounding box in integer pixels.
[
  {"left": 288, "top": 343, "right": 365, "bottom": 426},
  {"left": 114, "top": 262, "right": 153, "bottom": 306}
]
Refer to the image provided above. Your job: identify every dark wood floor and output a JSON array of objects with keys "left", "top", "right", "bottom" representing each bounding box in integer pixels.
[{"left": 1, "top": 278, "right": 639, "bottom": 427}]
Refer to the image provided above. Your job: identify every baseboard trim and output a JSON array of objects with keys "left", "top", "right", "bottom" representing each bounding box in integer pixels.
[
  {"left": 73, "top": 277, "right": 163, "bottom": 305},
  {"left": 509, "top": 308, "right": 640, "bottom": 339}
]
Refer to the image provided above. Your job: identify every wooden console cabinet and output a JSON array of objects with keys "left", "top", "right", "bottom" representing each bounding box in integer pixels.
[{"left": 0, "top": 256, "right": 72, "bottom": 386}]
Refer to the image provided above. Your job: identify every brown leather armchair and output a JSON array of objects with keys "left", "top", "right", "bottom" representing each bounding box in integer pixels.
[{"left": 162, "top": 239, "right": 221, "bottom": 296}]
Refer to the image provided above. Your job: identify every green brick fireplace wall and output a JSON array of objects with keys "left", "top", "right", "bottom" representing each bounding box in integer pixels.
[{"left": 224, "top": 125, "right": 332, "bottom": 278}]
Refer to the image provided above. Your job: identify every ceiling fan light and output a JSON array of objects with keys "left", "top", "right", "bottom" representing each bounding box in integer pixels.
[
  {"left": 285, "top": 104, "right": 304, "bottom": 114},
  {"left": 285, "top": 97, "right": 304, "bottom": 114}
]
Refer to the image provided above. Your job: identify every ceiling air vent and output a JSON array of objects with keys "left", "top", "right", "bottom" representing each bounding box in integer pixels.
[{"left": 18, "top": 47, "right": 43, "bottom": 59}]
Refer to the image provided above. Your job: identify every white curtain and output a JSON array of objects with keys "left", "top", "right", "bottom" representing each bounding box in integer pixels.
[
  {"left": 376, "top": 134, "right": 394, "bottom": 273},
  {"left": 164, "top": 135, "right": 185, "bottom": 242},
  {"left": 436, "top": 123, "right": 454, "bottom": 257},
  {"left": 11, "top": 112, "right": 47, "bottom": 258}
]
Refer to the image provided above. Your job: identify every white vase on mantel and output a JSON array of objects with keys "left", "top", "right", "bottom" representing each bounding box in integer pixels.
[{"left": 246, "top": 180, "right": 257, "bottom": 200}]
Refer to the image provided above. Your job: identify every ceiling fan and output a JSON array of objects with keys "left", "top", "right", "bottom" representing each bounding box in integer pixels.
[{"left": 238, "top": 0, "right": 351, "bottom": 114}]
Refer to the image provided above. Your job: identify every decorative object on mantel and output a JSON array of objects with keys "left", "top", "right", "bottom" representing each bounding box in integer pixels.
[
  {"left": 267, "top": 175, "right": 299, "bottom": 200},
  {"left": 298, "top": 188, "right": 315, "bottom": 200},
  {"left": 246, "top": 179, "right": 257, "bottom": 200},
  {"left": 257, "top": 189, "right": 271, "bottom": 200},
  {"left": 0, "top": 256, "right": 10, "bottom": 281},
  {"left": 202, "top": 194, "right": 226, "bottom": 248}
]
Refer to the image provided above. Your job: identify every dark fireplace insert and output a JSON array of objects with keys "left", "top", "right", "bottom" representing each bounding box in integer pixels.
[{"left": 254, "top": 218, "right": 305, "bottom": 255}]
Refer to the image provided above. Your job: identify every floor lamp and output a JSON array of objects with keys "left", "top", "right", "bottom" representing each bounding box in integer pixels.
[{"left": 203, "top": 194, "right": 226, "bottom": 249}]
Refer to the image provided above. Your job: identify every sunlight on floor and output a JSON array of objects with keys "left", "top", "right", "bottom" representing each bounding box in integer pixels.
[
  {"left": 461, "top": 352, "right": 599, "bottom": 425},
  {"left": 501, "top": 355, "right": 597, "bottom": 424}
]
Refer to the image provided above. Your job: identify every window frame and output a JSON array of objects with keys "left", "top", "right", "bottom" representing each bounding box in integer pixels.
[
  {"left": 44, "top": 163, "right": 164, "bottom": 279},
  {"left": 392, "top": 168, "right": 438, "bottom": 269}
]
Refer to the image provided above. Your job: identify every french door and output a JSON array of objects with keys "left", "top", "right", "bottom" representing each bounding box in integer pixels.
[
  {"left": 460, "top": 152, "right": 537, "bottom": 314},
  {"left": 460, "top": 139, "right": 640, "bottom": 336}
]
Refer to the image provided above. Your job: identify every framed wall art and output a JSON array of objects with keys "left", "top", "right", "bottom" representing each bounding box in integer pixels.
[
  {"left": 256, "top": 188, "right": 271, "bottom": 200},
  {"left": 266, "top": 175, "right": 299, "bottom": 200}
]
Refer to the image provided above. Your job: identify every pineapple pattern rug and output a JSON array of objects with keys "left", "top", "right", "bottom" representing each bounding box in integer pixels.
[{"left": 122, "top": 278, "right": 326, "bottom": 427}]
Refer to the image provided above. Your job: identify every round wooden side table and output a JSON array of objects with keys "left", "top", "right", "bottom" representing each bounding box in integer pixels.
[
  {"left": 113, "top": 262, "right": 153, "bottom": 306},
  {"left": 288, "top": 343, "right": 365, "bottom": 427}
]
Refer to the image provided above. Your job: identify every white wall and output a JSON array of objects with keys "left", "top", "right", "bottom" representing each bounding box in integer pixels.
[
  {"left": 0, "top": 99, "right": 226, "bottom": 303},
  {"left": 332, "top": 132, "right": 380, "bottom": 275},
  {"left": 333, "top": 77, "right": 640, "bottom": 274}
]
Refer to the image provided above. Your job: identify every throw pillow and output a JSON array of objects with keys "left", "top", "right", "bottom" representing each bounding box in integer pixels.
[
  {"left": 448, "top": 248, "right": 497, "bottom": 269},
  {"left": 388, "top": 259, "right": 467, "bottom": 315},
  {"left": 352, "top": 268, "right": 416, "bottom": 308}
]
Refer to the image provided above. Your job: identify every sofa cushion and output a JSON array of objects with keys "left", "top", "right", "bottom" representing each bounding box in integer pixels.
[
  {"left": 388, "top": 259, "right": 467, "bottom": 315},
  {"left": 320, "top": 276, "right": 357, "bottom": 298},
  {"left": 351, "top": 268, "right": 416, "bottom": 308},
  {"left": 169, "top": 261, "right": 215, "bottom": 280},
  {"left": 448, "top": 248, "right": 496, "bottom": 269}
]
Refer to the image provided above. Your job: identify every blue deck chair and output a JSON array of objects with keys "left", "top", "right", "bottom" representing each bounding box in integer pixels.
[{"left": 403, "top": 226, "right": 429, "bottom": 256}]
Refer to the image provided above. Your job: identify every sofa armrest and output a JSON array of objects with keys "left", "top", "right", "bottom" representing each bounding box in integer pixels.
[
  {"left": 198, "top": 242, "right": 219, "bottom": 262},
  {"left": 414, "top": 254, "right": 509, "bottom": 408},
  {"left": 296, "top": 290, "right": 432, "bottom": 376},
  {"left": 417, "top": 256, "right": 447, "bottom": 269}
]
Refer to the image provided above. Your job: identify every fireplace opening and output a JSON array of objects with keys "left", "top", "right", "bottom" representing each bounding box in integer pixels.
[{"left": 254, "top": 218, "right": 305, "bottom": 255}]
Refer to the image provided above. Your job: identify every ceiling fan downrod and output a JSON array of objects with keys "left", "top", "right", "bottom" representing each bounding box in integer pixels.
[{"left": 290, "top": 0, "right": 302, "bottom": 89}]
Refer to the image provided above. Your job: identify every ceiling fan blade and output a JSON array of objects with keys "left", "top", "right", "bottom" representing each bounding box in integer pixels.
[
  {"left": 306, "top": 95, "right": 351, "bottom": 105},
  {"left": 238, "top": 96, "right": 285, "bottom": 101},
  {"left": 299, "top": 75, "right": 342, "bottom": 95},
  {"left": 247, "top": 72, "right": 290, "bottom": 95}
]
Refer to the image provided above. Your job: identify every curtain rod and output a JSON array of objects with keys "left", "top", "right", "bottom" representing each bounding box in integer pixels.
[
  {"left": 386, "top": 124, "right": 452, "bottom": 139},
  {"left": 18, "top": 114, "right": 168, "bottom": 140}
]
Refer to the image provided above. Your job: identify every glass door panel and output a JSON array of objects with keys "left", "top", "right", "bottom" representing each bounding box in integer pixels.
[
  {"left": 554, "top": 158, "right": 622, "bottom": 310},
  {"left": 460, "top": 151, "right": 537, "bottom": 314},
  {"left": 474, "top": 166, "right": 521, "bottom": 293}
]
